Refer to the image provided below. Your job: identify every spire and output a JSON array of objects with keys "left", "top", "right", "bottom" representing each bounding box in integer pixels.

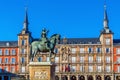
[
  {"left": 103, "top": 1, "right": 109, "bottom": 29},
  {"left": 23, "top": 7, "right": 29, "bottom": 32}
]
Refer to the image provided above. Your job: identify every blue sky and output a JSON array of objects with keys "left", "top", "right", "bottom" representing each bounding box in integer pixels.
[{"left": 0, "top": 0, "right": 120, "bottom": 40}]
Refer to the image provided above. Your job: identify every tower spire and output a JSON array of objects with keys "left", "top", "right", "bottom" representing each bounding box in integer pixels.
[
  {"left": 23, "top": 7, "right": 29, "bottom": 32},
  {"left": 103, "top": 0, "right": 109, "bottom": 29}
]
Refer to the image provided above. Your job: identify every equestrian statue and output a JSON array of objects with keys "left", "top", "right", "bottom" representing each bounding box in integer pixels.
[{"left": 30, "top": 28, "right": 61, "bottom": 61}]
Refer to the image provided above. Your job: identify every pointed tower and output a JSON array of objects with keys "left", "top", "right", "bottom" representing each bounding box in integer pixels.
[
  {"left": 99, "top": 2, "right": 114, "bottom": 80},
  {"left": 18, "top": 8, "right": 32, "bottom": 79}
]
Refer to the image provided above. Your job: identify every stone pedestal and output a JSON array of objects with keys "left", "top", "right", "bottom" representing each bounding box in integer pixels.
[{"left": 29, "top": 62, "right": 55, "bottom": 80}]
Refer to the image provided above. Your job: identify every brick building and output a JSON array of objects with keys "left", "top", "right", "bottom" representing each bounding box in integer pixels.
[{"left": 0, "top": 3, "right": 120, "bottom": 80}]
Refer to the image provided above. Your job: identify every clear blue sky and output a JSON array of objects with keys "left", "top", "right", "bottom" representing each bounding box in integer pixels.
[{"left": 0, "top": 0, "right": 120, "bottom": 40}]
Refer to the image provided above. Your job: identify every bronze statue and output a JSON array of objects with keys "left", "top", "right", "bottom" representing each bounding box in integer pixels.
[{"left": 30, "top": 28, "right": 60, "bottom": 61}]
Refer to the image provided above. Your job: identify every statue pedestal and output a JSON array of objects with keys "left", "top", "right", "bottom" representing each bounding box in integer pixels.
[{"left": 29, "top": 62, "right": 55, "bottom": 80}]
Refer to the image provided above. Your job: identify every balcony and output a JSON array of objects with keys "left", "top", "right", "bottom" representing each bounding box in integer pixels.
[{"left": 114, "top": 61, "right": 120, "bottom": 64}]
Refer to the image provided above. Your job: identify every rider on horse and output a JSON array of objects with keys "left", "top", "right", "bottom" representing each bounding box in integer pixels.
[{"left": 41, "top": 28, "right": 49, "bottom": 50}]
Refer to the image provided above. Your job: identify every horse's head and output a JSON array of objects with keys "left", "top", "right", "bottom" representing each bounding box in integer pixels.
[{"left": 50, "top": 34, "right": 61, "bottom": 44}]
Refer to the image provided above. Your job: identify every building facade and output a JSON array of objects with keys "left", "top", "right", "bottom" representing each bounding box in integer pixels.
[
  {"left": 0, "top": 41, "right": 18, "bottom": 80},
  {"left": 0, "top": 3, "right": 120, "bottom": 80}
]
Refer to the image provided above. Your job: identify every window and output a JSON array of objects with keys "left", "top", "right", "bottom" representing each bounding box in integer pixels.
[
  {"left": 21, "top": 57, "right": 25, "bottom": 63},
  {"left": 106, "top": 48, "right": 110, "bottom": 53},
  {"left": 55, "top": 66, "right": 59, "bottom": 72},
  {"left": 106, "top": 66, "right": 110, "bottom": 72},
  {"left": 4, "top": 66, "right": 8, "bottom": 72},
  {"left": 4, "top": 49, "right": 9, "bottom": 55},
  {"left": 71, "top": 66, "right": 76, "bottom": 72},
  {"left": 46, "top": 57, "right": 49, "bottom": 62},
  {"left": 96, "top": 48, "right": 101, "bottom": 53},
  {"left": 80, "top": 66, "right": 84, "bottom": 72},
  {"left": 4, "top": 58, "right": 8, "bottom": 64},
  {"left": 89, "top": 56, "right": 93, "bottom": 63},
  {"left": 106, "top": 57, "right": 110, "bottom": 63},
  {"left": 88, "top": 48, "right": 93, "bottom": 53},
  {"left": 96, "top": 56, "right": 101, "bottom": 63},
  {"left": 11, "top": 58, "right": 15, "bottom": 64},
  {"left": 106, "top": 38, "right": 110, "bottom": 45},
  {"left": 11, "top": 66, "right": 15, "bottom": 73},
  {"left": 72, "top": 57, "right": 76, "bottom": 63},
  {"left": 54, "top": 48, "right": 58, "bottom": 53},
  {"left": 117, "top": 57, "right": 120, "bottom": 63},
  {"left": 118, "top": 66, "right": 120, "bottom": 72},
  {"left": 80, "top": 57, "right": 84, "bottom": 63},
  {"left": 0, "top": 58, "right": 2, "bottom": 64},
  {"left": 97, "top": 66, "right": 101, "bottom": 72},
  {"left": 38, "top": 57, "right": 42, "bottom": 62},
  {"left": 71, "top": 48, "right": 76, "bottom": 53},
  {"left": 117, "top": 48, "right": 120, "bottom": 54},
  {"left": 0, "top": 49, "right": 2, "bottom": 55},
  {"left": 80, "top": 48, "right": 84, "bottom": 53},
  {"left": 11, "top": 49, "right": 15, "bottom": 55},
  {"left": 21, "top": 49, "right": 26, "bottom": 54},
  {"left": 89, "top": 66, "right": 93, "bottom": 72},
  {"left": 22, "top": 40, "right": 26, "bottom": 46},
  {"left": 0, "top": 66, "right": 2, "bottom": 72},
  {"left": 21, "top": 66, "right": 25, "bottom": 72},
  {"left": 55, "top": 57, "right": 59, "bottom": 63}
]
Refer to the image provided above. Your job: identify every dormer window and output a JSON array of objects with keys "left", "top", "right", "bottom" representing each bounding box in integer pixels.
[{"left": 6, "top": 42, "right": 9, "bottom": 47}]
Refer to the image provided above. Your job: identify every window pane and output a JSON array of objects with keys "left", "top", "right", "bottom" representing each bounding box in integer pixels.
[
  {"left": 117, "top": 48, "right": 120, "bottom": 54},
  {"left": 11, "top": 49, "right": 15, "bottom": 55},
  {"left": 80, "top": 57, "right": 84, "bottom": 63},
  {"left": 5, "top": 58, "right": 8, "bottom": 64},
  {"left": 0, "top": 49, "right": 2, "bottom": 55},
  {"left": 72, "top": 57, "right": 76, "bottom": 63},
  {"left": 0, "top": 58, "right": 2, "bottom": 64},
  {"left": 21, "top": 66, "right": 25, "bottom": 72},
  {"left": 11, "top": 58, "right": 15, "bottom": 64},
  {"left": 5, "top": 49, "right": 9, "bottom": 55},
  {"left": 106, "top": 48, "right": 110, "bottom": 53},
  {"left": 80, "top": 48, "right": 84, "bottom": 53},
  {"left": 96, "top": 48, "right": 101, "bottom": 53},
  {"left": 55, "top": 57, "right": 59, "bottom": 63},
  {"left": 11, "top": 67, "right": 15, "bottom": 73},
  {"left": 106, "top": 39, "right": 110, "bottom": 45},
  {"left": 89, "top": 56, "right": 93, "bottom": 63},
  {"left": 72, "top": 48, "right": 76, "bottom": 53}
]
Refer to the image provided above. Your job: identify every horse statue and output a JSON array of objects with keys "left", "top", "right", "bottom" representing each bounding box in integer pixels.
[{"left": 30, "top": 34, "right": 60, "bottom": 61}]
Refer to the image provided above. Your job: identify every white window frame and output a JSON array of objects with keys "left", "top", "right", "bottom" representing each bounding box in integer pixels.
[
  {"left": 4, "top": 49, "right": 9, "bottom": 55},
  {"left": 21, "top": 66, "right": 25, "bottom": 72},
  {"left": 71, "top": 48, "right": 76, "bottom": 54},
  {"left": 106, "top": 56, "right": 110, "bottom": 63},
  {"left": 89, "top": 66, "right": 93, "bottom": 72},
  {"left": 106, "top": 38, "right": 110, "bottom": 45},
  {"left": 80, "top": 57, "right": 84, "bottom": 63},
  {"left": 96, "top": 56, "right": 101, "bottom": 63},
  {"left": 11, "top": 66, "right": 15, "bottom": 73},
  {"left": 55, "top": 66, "right": 59, "bottom": 72},
  {"left": 89, "top": 56, "right": 93, "bottom": 63},
  {"left": 117, "top": 48, "right": 120, "bottom": 54},
  {"left": 11, "top": 58, "right": 15, "bottom": 64},
  {"left": 118, "top": 66, "right": 120, "bottom": 73},
  {"left": 11, "top": 49, "right": 16, "bottom": 55},
  {"left": 55, "top": 57, "right": 59, "bottom": 63},
  {"left": 97, "top": 66, "right": 101, "bottom": 72},
  {"left": 106, "top": 66, "right": 110, "bottom": 72},
  {"left": 80, "top": 48, "right": 84, "bottom": 53},
  {"left": 72, "top": 57, "right": 76, "bottom": 63},
  {"left": 80, "top": 66, "right": 84, "bottom": 72},
  {"left": 4, "top": 58, "right": 9, "bottom": 64}
]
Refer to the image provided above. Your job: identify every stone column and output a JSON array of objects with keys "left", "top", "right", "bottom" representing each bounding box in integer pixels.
[
  {"left": 76, "top": 75, "right": 78, "bottom": 80},
  {"left": 68, "top": 75, "right": 70, "bottom": 80},
  {"left": 93, "top": 75, "right": 95, "bottom": 80}
]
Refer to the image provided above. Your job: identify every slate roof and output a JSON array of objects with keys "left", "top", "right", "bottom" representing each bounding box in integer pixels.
[
  {"left": 59, "top": 38, "right": 100, "bottom": 44},
  {"left": 0, "top": 41, "right": 18, "bottom": 47},
  {"left": 113, "top": 39, "right": 120, "bottom": 46}
]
